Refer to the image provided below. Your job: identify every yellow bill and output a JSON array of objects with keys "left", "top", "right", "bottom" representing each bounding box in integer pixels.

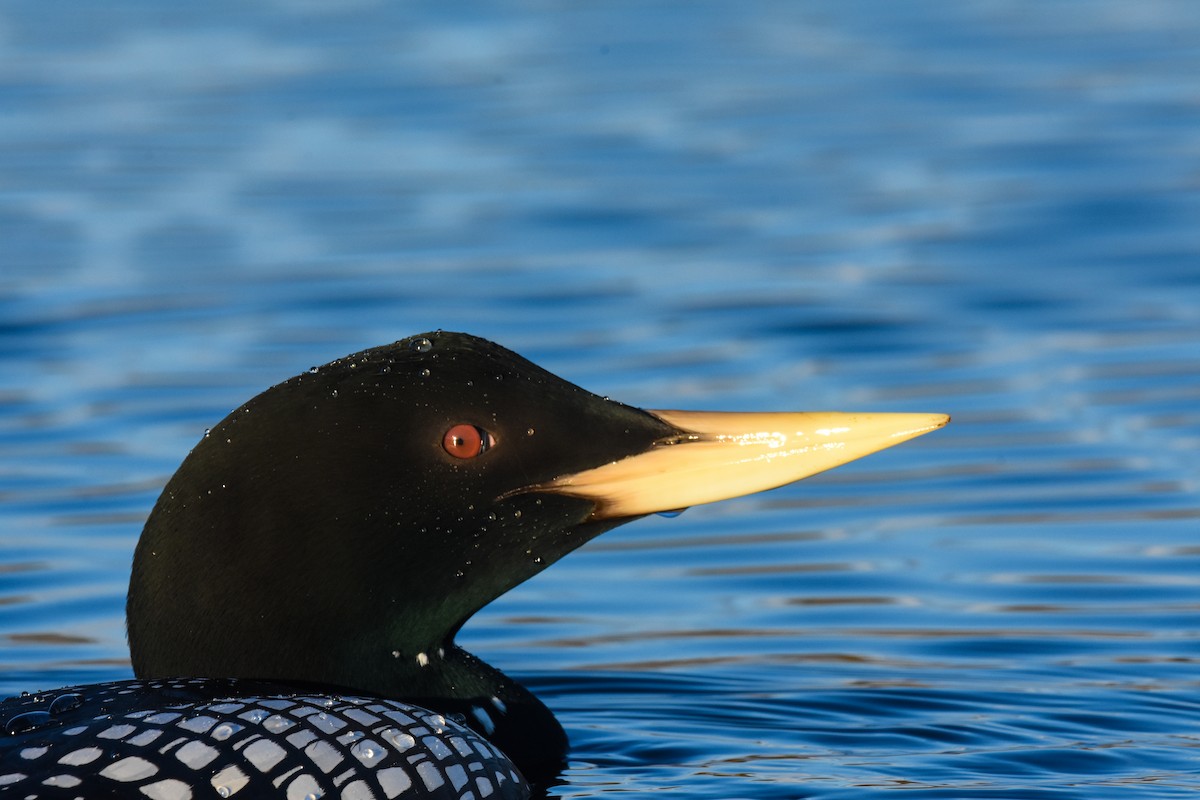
[{"left": 539, "top": 410, "right": 949, "bottom": 519}]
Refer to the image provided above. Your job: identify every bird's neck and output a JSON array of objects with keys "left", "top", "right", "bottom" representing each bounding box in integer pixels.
[{"left": 375, "top": 644, "right": 568, "bottom": 788}]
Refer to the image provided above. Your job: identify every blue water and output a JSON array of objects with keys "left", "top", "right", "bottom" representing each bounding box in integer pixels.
[{"left": 2, "top": 1, "right": 1200, "bottom": 796}]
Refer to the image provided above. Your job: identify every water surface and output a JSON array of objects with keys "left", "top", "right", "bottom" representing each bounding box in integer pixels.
[{"left": 2, "top": 1, "right": 1199, "bottom": 797}]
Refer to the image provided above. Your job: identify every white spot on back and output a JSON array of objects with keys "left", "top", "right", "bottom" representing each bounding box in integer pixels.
[
  {"left": 264, "top": 714, "right": 295, "bottom": 733},
  {"left": 447, "top": 763, "right": 468, "bottom": 790},
  {"left": 350, "top": 738, "right": 384, "bottom": 767},
  {"left": 58, "top": 746, "right": 103, "bottom": 766},
  {"left": 423, "top": 736, "right": 453, "bottom": 761},
  {"left": 340, "top": 779, "right": 375, "bottom": 800},
  {"left": 145, "top": 712, "right": 181, "bottom": 725},
  {"left": 175, "top": 740, "right": 220, "bottom": 769},
  {"left": 258, "top": 698, "right": 295, "bottom": 711},
  {"left": 310, "top": 712, "right": 346, "bottom": 734},
  {"left": 139, "top": 777, "right": 195, "bottom": 800},
  {"left": 272, "top": 764, "right": 303, "bottom": 789},
  {"left": 415, "top": 652, "right": 429, "bottom": 667},
  {"left": 240, "top": 709, "right": 269, "bottom": 724},
  {"left": 19, "top": 746, "right": 48, "bottom": 760},
  {"left": 210, "top": 764, "right": 250, "bottom": 797},
  {"left": 304, "top": 739, "right": 344, "bottom": 773},
  {"left": 100, "top": 755, "right": 158, "bottom": 782},
  {"left": 98, "top": 723, "right": 138, "bottom": 740},
  {"left": 285, "top": 772, "right": 323, "bottom": 800},
  {"left": 128, "top": 728, "right": 164, "bottom": 747},
  {"left": 287, "top": 729, "right": 318, "bottom": 749},
  {"left": 343, "top": 709, "right": 381, "bottom": 726},
  {"left": 178, "top": 715, "right": 218, "bottom": 734},
  {"left": 244, "top": 738, "right": 286, "bottom": 772},
  {"left": 417, "top": 760, "right": 445, "bottom": 792},
  {"left": 377, "top": 766, "right": 413, "bottom": 798}
]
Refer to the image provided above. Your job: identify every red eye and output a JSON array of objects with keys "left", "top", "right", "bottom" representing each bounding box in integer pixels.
[{"left": 443, "top": 424, "right": 494, "bottom": 459}]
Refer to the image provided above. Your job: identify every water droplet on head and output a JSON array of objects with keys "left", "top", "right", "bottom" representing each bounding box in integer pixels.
[
  {"left": 309, "top": 366, "right": 319, "bottom": 374},
  {"left": 526, "top": 428, "right": 535, "bottom": 436},
  {"left": 217, "top": 786, "right": 232, "bottom": 798},
  {"left": 420, "top": 368, "right": 431, "bottom": 378},
  {"left": 391, "top": 731, "right": 416, "bottom": 749},
  {"left": 203, "top": 429, "right": 211, "bottom": 438},
  {"left": 330, "top": 389, "right": 338, "bottom": 398},
  {"left": 409, "top": 337, "right": 433, "bottom": 353}
]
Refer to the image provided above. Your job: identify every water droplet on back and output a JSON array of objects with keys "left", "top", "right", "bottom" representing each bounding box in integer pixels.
[
  {"left": 5, "top": 710, "right": 51, "bottom": 734},
  {"left": 49, "top": 693, "right": 83, "bottom": 715},
  {"left": 212, "top": 722, "right": 237, "bottom": 740},
  {"left": 410, "top": 337, "right": 433, "bottom": 353},
  {"left": 391, "top": 731, "right": 416, "bottom": 750},
  {"left": 263, "top": 714, "right": 293, "bottom": 733},
  {"left": 420, "top": 368, "right": 431, "bottom": 378}
]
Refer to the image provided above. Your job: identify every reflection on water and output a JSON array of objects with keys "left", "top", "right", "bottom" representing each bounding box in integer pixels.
[{"left": 3, "top": 0, "right": 1200, "bottom": 797}]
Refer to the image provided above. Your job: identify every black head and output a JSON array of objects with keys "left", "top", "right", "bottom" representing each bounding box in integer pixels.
[
  {"left": 125, "top": 331, "right": 947, "bottom": 784},
  {"left": 128, "top": 331, "right": 675, "bottom": 694}
]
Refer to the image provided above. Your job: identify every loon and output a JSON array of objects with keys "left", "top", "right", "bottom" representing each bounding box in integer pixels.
[{"left": 0, "top": 331, "right": 947, "bottom": 799}]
